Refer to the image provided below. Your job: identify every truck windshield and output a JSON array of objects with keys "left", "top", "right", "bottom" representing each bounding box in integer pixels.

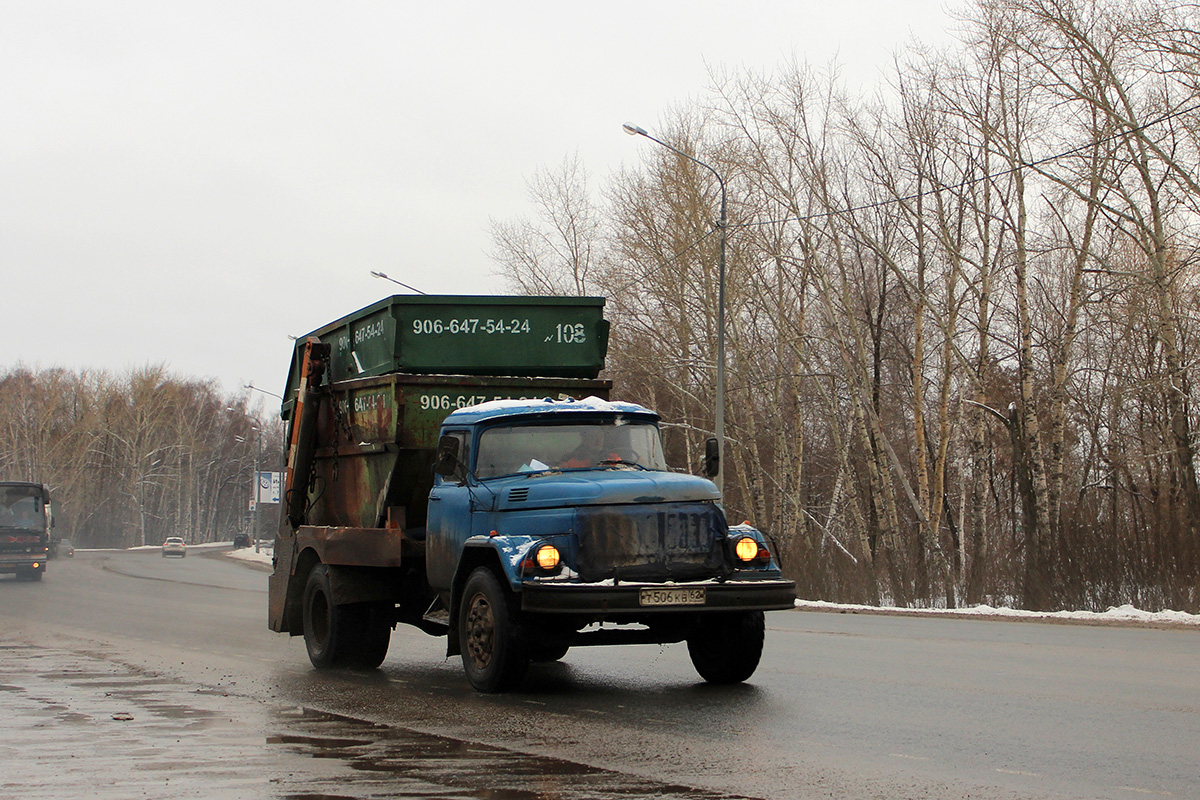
[
  {"left": 475, "top": 422, "right": 668, "bottom": 478},
  {"left": 0, "top": 486, "right": 45, "bottom": 531}
]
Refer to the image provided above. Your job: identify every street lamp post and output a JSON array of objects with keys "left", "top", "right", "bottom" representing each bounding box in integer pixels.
[
  {"left": 253, "top": 430, "right": 262, "bottom": 553},
  {"left": 623, "top": 122, "right": 728, "bottom": 494},
  {"left": 234, "top": 429, "right": 262, "bottom": 552}
]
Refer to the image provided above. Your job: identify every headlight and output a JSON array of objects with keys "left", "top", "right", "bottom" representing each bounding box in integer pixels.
[
  {"left": 521, "top": 543, "right": 563, "bottom": 575},
  {"left": 734, "top": 536, "right": 760, "bottom": 562},
  {"left": 535, "top": 544, "right": 561, "bottom": 569}
]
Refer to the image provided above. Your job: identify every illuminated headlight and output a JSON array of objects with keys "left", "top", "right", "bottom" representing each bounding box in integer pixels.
[
  {"left": 535, "top": 544, "right": 561, "bottom": 570},
  {"left": 733, "top": 536, "right": 761, "bottom": 562},
  {"left": 729, "top": 534, "right": 768, "bottom": 566},
  {"left": 522, "top": 543, "right": 563, "bottom": 575}
]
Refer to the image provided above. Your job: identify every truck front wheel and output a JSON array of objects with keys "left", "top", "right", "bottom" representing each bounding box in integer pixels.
[
  {"left": 686, "top": 611, "right": 765, "bottom": 684},
  {"left": 302, "top": 564, "right": 391, "bottom": 670},
  {"left": 459, "top": 567, "right": 529, "bottom": 692}
]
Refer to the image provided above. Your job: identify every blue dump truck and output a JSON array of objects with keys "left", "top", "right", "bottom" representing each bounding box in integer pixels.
[
  {"left": 0, "top": 481, "right": 53, "bottom": 581},
  {"left": 268, "top": 296, "right": 795, "bottom": 691}
]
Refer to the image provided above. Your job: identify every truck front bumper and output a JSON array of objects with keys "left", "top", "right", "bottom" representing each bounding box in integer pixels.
[{"left": 520, "top": 578, "right": 796, "bottom": 615}]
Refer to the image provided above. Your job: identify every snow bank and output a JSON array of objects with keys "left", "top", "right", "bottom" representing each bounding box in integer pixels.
[
  {"left": 214, "top": 542, "right": 1200, "bottom": 627},
  {"left": 226, "top": 545, "right": 273, "bottom": 566},
  {"left": 795, "top": 599, "right": 1200, "bottom": 626}
]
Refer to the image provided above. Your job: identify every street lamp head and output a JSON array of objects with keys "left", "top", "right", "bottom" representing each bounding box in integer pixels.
[
  {"left": 622, "top": 122, "right": 648, "bottom": 137},
  {"left": 370, "top": 270, "right": 427, "bottom": 295},
  {"left": 245, "top": 382, "right": 284, "bottom": 400}
]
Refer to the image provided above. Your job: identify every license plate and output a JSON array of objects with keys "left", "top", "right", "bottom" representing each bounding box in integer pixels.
[{"left": 639, "top": 587, "right": 706, "bottom": 607}]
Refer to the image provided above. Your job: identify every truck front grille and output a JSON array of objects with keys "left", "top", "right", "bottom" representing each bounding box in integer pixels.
[{"left": 573, "top": 503, "right": 729, "bottom": 582}]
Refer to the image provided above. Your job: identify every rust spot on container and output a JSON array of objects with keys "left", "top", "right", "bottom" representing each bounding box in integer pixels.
[{"left": 295, "top": 526, "right": 423, "bottom": 568}]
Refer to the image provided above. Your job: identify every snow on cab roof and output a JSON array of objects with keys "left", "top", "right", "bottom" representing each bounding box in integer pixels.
[{"left": 444, "top": 396, "right": 655, "bottom": 424}]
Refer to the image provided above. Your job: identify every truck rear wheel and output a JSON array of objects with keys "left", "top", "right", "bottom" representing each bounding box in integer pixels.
[
  {"left": 460, "top": 567, "right": 528, "bottom": 692},
  {"left": 302, "top": 564, "right": 391, "bottom": 669},
  {"left": 686, "top": 611, "right": 765, "bottom": 684}
]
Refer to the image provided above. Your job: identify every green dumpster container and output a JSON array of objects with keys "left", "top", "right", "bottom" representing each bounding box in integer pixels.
[{"left": 281, "top": 296, "right": 609, "bottom": 412}]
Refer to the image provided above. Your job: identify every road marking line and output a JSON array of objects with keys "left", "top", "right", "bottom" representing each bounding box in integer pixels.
[
  {"left": 1117, "top": 787, "right": 1173, "bottom": 796},
  {"left": 888, "top": 753, "right": 929, "bottom": 761},
  {"left": 996, "top": 768, "right": 1041, "bottom": 777}
]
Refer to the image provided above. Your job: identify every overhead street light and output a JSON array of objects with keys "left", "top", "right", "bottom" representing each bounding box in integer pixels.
[
  {"left": 623, "top": 122, "right": 728, "bottom": 495},
  {"left": 370, "top": 270, "right": 427, "bottom": 295},
  {"left": 244, "top": 382, "right": 283, "bottom": 400}
]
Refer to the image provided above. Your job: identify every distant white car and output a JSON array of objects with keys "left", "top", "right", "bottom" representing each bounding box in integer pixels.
[{"left": 162, "top": 537, "right": 187, "bottom": 558}]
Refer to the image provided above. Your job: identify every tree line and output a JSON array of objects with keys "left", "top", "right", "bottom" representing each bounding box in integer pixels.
[
  {"left": 490, "top": 0, "right": 1200, "bottom": 612},
  {"left": 0, "top": 364, "right": 282, "bottom": 549}
]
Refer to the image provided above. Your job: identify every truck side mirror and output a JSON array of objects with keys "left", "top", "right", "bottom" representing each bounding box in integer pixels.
[
  {"left": 434, "top": 435, "right": 461, "bottom": 478},
  {"left": 703, "top": 437, "right": 720, "bottom": 479}
]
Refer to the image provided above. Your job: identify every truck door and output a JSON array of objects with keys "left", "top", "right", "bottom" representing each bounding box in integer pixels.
[{"left": 426, "top": 429, "right": 474, "bottom": 594}]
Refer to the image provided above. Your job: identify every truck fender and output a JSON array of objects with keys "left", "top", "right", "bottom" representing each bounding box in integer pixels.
[
  {"left": 277, "top": 551, "right": 397, "bottom": 634},
  {"left": 445, "top": 543, "right": 509, "bottom": 658}
]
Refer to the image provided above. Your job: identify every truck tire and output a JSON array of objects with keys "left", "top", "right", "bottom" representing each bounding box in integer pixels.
[
  {"left": 345, "top": 604, "right": 392, "bottom": 669},
  {"left": 686, "top": 611, "right": 765, "bottom": 684},
  {"left": 459, "top": 567, "right": 529, "bottom": 692},
  {"left": 302, "top": 564, "right": 391, "bottom": 670}
]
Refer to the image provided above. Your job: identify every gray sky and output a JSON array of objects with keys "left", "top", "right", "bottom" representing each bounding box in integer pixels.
[{"left": 2, "top": 1, "right": 955, "bottom": 405}]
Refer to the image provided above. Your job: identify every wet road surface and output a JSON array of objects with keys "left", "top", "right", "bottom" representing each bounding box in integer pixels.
[
  {"left": 3, "top": 548, "right": 1198, "bottom": 799},
  {"left": 1, "top": 637, "right": 749, "bottom": 800}
]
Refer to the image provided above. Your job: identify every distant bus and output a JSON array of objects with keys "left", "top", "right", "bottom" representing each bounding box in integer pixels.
[{"left": 0, "top": 482, "right": 52, "bottom": 581}]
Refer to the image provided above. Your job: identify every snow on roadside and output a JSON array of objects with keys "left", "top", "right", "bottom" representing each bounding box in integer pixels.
[
  {"left": 795, "top": 598, "right": 1200, "bottom": 626},
  {"left": 226, "top": 545, "right": 273, "bottom": 566},
  {"left": 211, "top": 544, "right": 1200, "bottom": 628}
]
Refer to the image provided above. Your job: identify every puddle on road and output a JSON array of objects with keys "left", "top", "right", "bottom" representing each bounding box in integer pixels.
[
  {"left": 265, "top": 704, "right": 753, "bottom": 800},
  {"left": 0, "top": 641, "right": 751, "bottom": 800}
]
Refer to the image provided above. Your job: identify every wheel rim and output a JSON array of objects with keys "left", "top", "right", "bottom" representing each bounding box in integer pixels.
[{"left": 464, "top": 591, "right": 495, "bottom": 670}]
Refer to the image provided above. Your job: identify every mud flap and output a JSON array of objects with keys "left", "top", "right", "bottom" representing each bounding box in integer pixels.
[{"left": 326, "top": 564, "right": 398, "bottom": 606}]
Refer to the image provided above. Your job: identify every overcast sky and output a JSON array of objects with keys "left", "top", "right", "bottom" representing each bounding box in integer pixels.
[{"left": 2, "top": 1, "right": 957, "bottom": 407}]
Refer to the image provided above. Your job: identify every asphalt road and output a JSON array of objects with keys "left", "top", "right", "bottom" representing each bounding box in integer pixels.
[{"left": 2, "top": 548, "right": 1197, "bottom": 800}]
